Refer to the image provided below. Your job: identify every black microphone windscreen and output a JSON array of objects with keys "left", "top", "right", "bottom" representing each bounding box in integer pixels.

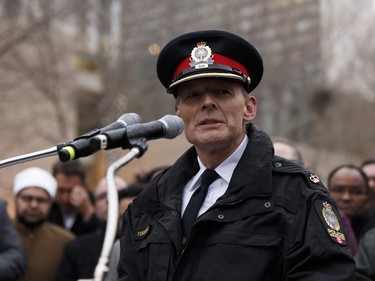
[
  {"left": 118, "top": 113, "right": 143, "bottom": 127},
  {"left": 101, "top": 113, "right": 142, "bottom": 132},
  {"left": 160, "top": 115, "right": 184, "bottom": 139}
]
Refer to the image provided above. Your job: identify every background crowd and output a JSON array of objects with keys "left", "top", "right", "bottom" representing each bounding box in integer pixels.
[{"left": 0, "top": 159, "right": 150, "bottom": 281}]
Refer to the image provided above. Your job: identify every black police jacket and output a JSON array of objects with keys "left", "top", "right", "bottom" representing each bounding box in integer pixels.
[
  {"left": 48, "top": 194, "right": 99, "bottom": 236},
  {"left": 118, "top": 124, "right": 355, "bottom": 281}
]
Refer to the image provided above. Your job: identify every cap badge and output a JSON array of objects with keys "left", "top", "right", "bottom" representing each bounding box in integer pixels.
[{"left": 189, "top": 42, "right": 214, "bottom": 69}]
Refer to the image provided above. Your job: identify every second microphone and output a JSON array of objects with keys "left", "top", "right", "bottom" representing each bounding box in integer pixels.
[{"left": 90, "top": 114, "right": 184, "bottom": 152}]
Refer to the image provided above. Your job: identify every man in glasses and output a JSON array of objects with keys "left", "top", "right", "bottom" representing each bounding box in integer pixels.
[{"left": 13, "top": 167, "right": 75, "bottom": 281}]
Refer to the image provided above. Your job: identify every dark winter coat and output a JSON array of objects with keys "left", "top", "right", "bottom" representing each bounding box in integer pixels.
[
  {"left": 0, "top": 199, "right": 27, "bottom": 281},
  {"left": 118, "top": 124, "right": 355, "bottom": 281},
  {"left": 48, "top": 195, "right": 99, "bottom": 236}
]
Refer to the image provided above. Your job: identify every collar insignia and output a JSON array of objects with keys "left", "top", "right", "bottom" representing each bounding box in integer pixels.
[
  {"left": 189, "top": 42, "right": 214, "bottom": 69},
  {"left": 309, "top": 174, "right": 320, "bottom": 183}
]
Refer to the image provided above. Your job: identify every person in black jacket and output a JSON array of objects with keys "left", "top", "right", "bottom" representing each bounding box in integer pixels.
[
  {"left": 117, "top": 29, "right": 355, "bottom": 281},
  {"left": 48, "top": 160, "right": 99, "bottom": 236},
  {"left": 355, "top": 227, "right": 375, "bottom": 280},
  {"left": 0, "top": 198, "right": 27, "bottom": 280},
  {"left": 57, "top": 176, "right": 128, "bottom": 281}
]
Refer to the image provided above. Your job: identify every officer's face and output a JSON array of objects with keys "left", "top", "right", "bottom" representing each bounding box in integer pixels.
[
  {"left": 175, "top": 78, "right": 256, "bottom": 155},
  {"left": 328, "top": 167, "right": 369, "bottom": 217}
]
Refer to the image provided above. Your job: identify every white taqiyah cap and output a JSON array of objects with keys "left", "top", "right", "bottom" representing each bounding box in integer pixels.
[{"left": 13, "top": 167, "right": 57, "bottom": 199}]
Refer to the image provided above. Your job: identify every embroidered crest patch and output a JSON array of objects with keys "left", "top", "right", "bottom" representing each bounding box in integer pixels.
[{"left": 314, "top": 199, "right": 347, "bottom": 245}]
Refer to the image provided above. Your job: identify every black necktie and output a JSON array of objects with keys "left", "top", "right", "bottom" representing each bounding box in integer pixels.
[{"left": 182, "top": 169, "right": 219, "bottom": 241}]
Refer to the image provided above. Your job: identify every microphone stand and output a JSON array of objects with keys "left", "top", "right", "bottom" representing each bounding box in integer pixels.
[
  {"left": 0, "top": 146, "right": 62, "bottom": 169},
  {"left": 79, "top": 141, "right": 148, "bottom": 281}
]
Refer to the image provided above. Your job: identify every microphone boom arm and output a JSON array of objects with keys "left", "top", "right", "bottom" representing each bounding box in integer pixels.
[{"left": 0, "top": 146, "right": 61, "bottom": 169}]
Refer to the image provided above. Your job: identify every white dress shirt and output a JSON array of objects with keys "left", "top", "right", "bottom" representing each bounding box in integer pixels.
[{"left": 181, "top": 135, "right": 249, "bottom": 217}]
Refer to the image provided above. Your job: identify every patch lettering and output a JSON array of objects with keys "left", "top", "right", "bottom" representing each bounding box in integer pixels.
[{"left": 133, "top": 225, "right": 150, "bottom": 240}]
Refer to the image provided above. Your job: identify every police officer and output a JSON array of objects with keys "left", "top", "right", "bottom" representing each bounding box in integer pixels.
[{"left": 118, "top": 30, "right": 355, "bottom": 281}]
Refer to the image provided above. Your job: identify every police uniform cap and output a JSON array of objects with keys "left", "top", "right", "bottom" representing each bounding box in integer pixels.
[{"left": 157, "top": 30, "right": 263, "bottom": 95}]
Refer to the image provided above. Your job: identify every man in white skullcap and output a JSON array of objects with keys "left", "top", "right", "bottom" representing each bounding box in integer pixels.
[{"left": 13, "top": 167, "right": 75, "bottom": 281}]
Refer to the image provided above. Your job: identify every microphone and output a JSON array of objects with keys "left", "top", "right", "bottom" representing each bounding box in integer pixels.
[
  {"left": 90, "top": 115, "right": 184, "bottom": 151},
  {"left": 58, "top": 113, "right": 142, "bottom": 162}
]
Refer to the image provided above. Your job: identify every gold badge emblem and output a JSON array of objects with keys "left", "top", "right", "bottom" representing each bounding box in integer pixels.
[
  {"left": 189, "top": 42, "right": 214, "bottom": 69},
  {"left": 322, "top": 201, "right": 345, "bottom": 244},
  {"left": 322, "top": 202, "right": 340, "bottom": 231},
  {"left": 309, "top": 174, "right": 320, "bottom": 183}
]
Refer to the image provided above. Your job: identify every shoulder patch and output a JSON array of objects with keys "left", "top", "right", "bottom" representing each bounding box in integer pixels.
[{"left": 314, "top": 199, "right": 347, "bottom": 246}]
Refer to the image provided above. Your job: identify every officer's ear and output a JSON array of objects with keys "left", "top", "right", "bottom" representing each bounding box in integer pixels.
[{"left": 243, "top": 95, "right": 257, "bottom": 123}]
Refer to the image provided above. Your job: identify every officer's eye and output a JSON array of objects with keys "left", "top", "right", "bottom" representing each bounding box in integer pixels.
[
  {"left": 187, "top": 92, "right": 200, "bottom": 98},
  {"left": 180, "top": 90, "right": 201, "bottom": 101},
  {"left": 216, "top": 89, "right": 233, "bottom": 97}
]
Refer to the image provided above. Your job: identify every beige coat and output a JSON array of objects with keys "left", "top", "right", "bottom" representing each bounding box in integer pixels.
[{"left": 14, "top": 220, "right": 75, "bottom": 281}]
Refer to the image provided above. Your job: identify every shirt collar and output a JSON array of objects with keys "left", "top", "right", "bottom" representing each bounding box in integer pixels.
[{"left": 197, "top": 134, "right": 249, "bottom": 184}]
